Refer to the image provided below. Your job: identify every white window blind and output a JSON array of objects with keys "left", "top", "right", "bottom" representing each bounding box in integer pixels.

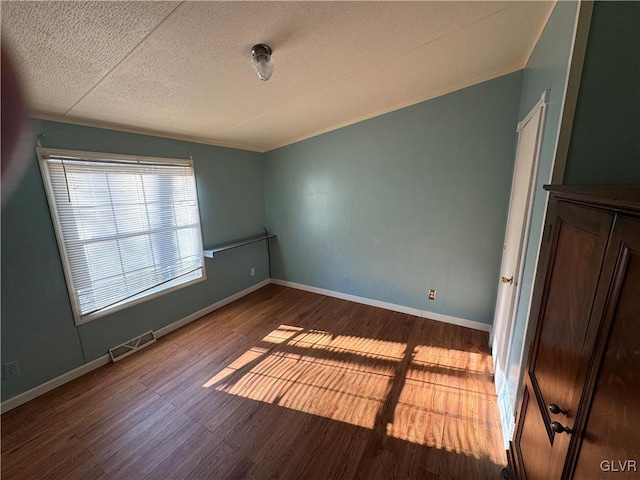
[{"left": 38, "top": 148, "right": 205, "bottom": 325}]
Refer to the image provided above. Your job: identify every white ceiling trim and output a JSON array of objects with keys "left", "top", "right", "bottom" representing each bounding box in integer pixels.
[
  {"left": 261, "top": 66, "right": 524, "bottom": 152},
  {"left": 30, "top": 112, "right": 263, "bottom": 153}
]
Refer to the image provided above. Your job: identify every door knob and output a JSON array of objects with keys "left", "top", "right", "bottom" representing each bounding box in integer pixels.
[
  {"left": 548, "top": 403, "right": 568, "bottom": 416},
  {"left": 550, "top": 421, "right": 572, "bottom": 435},
  {"left": 501, "top": 276, "right": 514, "bottom": 285}
]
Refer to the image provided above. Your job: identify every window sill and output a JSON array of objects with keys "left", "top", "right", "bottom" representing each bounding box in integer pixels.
[{"left": 74, "top": 270, "right": 205, "bottom": 326}]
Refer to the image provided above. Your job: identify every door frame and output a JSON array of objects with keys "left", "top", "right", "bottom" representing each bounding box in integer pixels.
[{"left": 492, "top": 90, "right": 548, "bottom": 378}]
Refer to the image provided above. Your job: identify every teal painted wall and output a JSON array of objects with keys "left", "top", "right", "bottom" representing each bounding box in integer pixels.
[
  {"left": 264, "top": 71, "right": 523, "bottom": 325},
  {"left": 1, "top": 120, "right": 268, "bottom": 400},
  {"left": 504, "top": 0, "right": 579, "bottom": 413},
  {"left": 3, "top": 2, "right": 603, "bottom": 407},
  {"left": 564, "top": 1, "right": 640, "bottom": 184}
]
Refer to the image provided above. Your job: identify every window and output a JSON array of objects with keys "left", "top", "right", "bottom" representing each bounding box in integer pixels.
[{"left": 38, "top": 148, "right": 205, "bottom": 325}]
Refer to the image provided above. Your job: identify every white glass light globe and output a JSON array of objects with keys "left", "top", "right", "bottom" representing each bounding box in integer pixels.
[{"left": 251, "top": 45, "right": 273, "bottom": 81}]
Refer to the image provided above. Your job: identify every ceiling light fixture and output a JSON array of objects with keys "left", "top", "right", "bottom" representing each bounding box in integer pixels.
[{"left": 251, "top": 44, "right": 273, "bottom": 81}]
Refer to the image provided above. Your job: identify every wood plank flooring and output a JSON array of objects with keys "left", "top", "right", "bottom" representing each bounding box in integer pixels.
[{"left": 1, "top": 285, "right": 506, "bottom": 479}]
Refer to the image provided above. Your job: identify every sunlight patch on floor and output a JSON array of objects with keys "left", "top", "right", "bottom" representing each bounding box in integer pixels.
[
  {"left": 202, "top": 323, "right": 501, "bottom": 462},
  {"left": 203, "top": 325, "right": 403, "bottom": 429}
]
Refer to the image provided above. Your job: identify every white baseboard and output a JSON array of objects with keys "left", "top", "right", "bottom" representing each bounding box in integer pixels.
[
  {"left": 155, "top": 279, "right": 271, "bottom": 338},
  {"left": 271, "top": 279, "right": 491, "bottom": 333},
  {"left": 0, "top": 354, "right": 111, "bottom": 414},
  {"left": 0, "top": 279, "right": 271, "bottom": 414}
]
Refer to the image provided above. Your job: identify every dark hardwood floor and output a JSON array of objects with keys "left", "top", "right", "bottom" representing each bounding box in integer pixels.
[{"left": 1, "top": 284, "right": 505, "bottom": 479}]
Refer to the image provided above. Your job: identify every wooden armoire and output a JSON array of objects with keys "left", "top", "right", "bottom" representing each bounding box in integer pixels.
[{"left": 507, "top": 185, "right": 640, "bottom": 479}]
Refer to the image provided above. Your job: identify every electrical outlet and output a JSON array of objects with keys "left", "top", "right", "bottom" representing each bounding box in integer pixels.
[
  {"left": 428, "top": 289, "right": 436, "bottom": 300},
  {"left": 343, "top": 275, "right": 349, "bottom": 285},
  {"left": 3, "top": 361, "right": 19, "bottom": 378},
  {"left": 250, "top": 267, "right": 255, "bottom": 277}
]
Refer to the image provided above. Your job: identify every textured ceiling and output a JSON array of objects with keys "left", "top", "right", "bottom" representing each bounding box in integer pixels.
[{"left": 2, "top": 1, "right": 555, "bottom": 152}]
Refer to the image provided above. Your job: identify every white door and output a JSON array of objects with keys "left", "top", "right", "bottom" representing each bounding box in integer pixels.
[{"left": 492, "top": 93, "right": 547, "bottom": 383}]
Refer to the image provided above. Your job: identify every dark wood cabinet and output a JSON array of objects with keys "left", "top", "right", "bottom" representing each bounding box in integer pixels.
[{"left": 509, "top": 186, "right": 640, "bottom": 480}]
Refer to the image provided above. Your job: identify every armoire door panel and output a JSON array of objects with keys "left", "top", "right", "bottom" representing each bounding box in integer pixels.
[
  {"left": 508, "top": 186, "right": 640, "bottom": 480},
  {"left": 570, "top": 217, "right": 640, "bottom": 479},
  {"left": 514, "top": 202, "right": 614, "bottom": 479},
  {"left": 515, "top": 384, "right": 575, "bottom": 480},
  {"left": 528, "top": 203, "right": 613, "bottom": 440},
  {"left": 516, "top": 387, "right": 550, "bottom": 479}
]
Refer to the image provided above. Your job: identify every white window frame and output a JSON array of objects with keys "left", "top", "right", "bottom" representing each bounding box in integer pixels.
[{"left": 37, "top": 147, "right": 206, "bottom": 325}]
